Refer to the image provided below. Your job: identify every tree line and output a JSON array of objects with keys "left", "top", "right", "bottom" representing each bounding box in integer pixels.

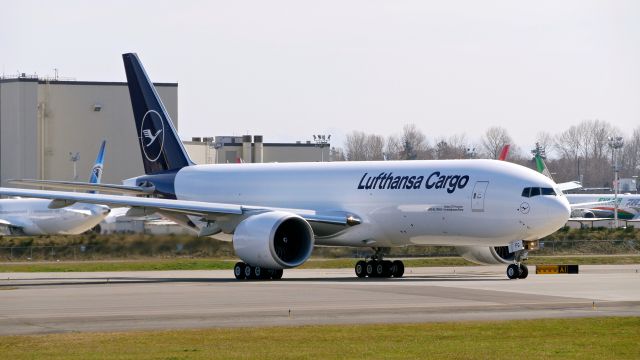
[{"left": 331, "top": 120, "right": 640, "bottom": 189}]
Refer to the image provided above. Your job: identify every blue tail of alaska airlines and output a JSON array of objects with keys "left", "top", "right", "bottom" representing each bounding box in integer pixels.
[
  {"left": 122, "top": 53, "right": 193, "bottom": 175},
  {"left": 89, "top": 140, "right": 106, "bottom": 184}
]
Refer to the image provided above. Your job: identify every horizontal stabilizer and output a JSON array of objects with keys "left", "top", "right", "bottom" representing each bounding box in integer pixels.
[{"left": 9, "top": 179, "right": 155, "bottom": 196}]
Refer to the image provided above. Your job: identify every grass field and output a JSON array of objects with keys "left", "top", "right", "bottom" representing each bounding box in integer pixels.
[
  {"left": 0, "top": 255, "right": 639, "bottom": 273},
  {"left": 0, "top": 317, "right": 637, "bottom": 359}
]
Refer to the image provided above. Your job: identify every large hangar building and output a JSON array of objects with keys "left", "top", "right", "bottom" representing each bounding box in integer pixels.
[
  {"left": 0, "top": 75, "right": 178, "bottom": 186},
  {"left": 0, "top": 75, "right": 330, "bottom": 187}
]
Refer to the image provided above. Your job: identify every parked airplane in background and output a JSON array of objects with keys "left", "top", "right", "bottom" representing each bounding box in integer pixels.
[
  {"left": 565, "top": 194, "right": 640, "bottom": 220},
  {"left": 526, "top": 144, "right": 629, "bottom": 221},
  {"left": 0, "top": 141, "right": 110, "bottom": 235},
  {"left": 0, "top": 54, "right": 571, "bottom": 280}
]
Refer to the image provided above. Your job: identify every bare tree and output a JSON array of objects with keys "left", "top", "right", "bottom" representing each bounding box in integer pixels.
[
  {"left": 385, "top": 135, "right": 403, "bottom": 160},
  {"left": 345, "top": 131, "right": 368, "bottom": 161},
  {"left": 344, "top": 131, "right": 386, "bottom": 161},
  {"left": 620, "top": 127, "right": 640, "bottom": 178},
  {"left": 434, "top": 134, "right": 470, "bottom": 159},
  {"left": 480, "top": 126, "right": 512, "bottom": 159},
  {"left": 400, "top": 124, "right": 430, "bottom": 160},
  {"left": 535, "top": 131, "right": 555, "bottom": 158},
  {"left": 365, "top": 134, "right": 385, "bottom": 160},
  {"left": 330, "top": 147, "right": 346, "bottom": 161}
]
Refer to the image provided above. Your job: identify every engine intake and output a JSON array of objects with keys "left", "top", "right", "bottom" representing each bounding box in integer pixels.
[{"left": 233, "top": 211, "right": 314, "bottom": 269}]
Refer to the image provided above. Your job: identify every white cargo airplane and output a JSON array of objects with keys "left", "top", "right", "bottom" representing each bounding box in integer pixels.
[
  {"left": 0, "top": 53, "right": 571, "bottom": 280},
  {"left": 0, "top": 141, "right": 110, "bottom": 235}
]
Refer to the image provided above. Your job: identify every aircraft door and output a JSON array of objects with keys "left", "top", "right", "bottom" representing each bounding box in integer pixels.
[{"left": 471, "top": 181, "right": 489, "bottom": 212}]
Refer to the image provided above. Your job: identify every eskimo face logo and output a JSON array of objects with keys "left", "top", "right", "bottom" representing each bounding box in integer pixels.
[
  {"left": 140, "top": 110, "right": 165, "bottom": 162},
  {"left": 91, "top": 165, "right": 102, "bottom": 182}
]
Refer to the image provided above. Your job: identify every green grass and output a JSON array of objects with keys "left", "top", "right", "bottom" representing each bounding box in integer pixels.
[
  {"left": 0, "top": 255, "right": 638, "bottom": 273},
  {"left": 0, "top": 317, "right": 637, "bottom": 359}
]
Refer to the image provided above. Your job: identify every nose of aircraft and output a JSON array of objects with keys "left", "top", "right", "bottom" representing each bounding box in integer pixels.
[{"left": 537, "top": 196, "right": 571, "bottom": 236}]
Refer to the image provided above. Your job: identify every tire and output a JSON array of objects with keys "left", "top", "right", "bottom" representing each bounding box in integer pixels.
[
  {"left": 254, "top": 266, "right": 264, "bottom": 279},
  {"left": 366, "top": 261, "right": 376, "bottom": 277},
  {"left": 234, "top": 262, "right": 246, "bottom": 280},
  {"left": 272, "top": 269, "right": 284, "bottom": 280},
  {"left": 375, "top": 262, "right": 385, "bottom": 277},
  {"left": 382, "top": 260, "right": 393, "bottom": 278},
  {"left": 392, "top": 260, "right": 405, "bottom": 278},
  {"left": 518, "top": 264, "right": 529, "bottom": 279},
  {"left": 355, "top": 260, "right": 367, "bottom": 278},
  {"left": 244, "top": 264, "right": 253, "bottom": 279},
  {"left": 507, "top": 264, "right": 520, "bottom": 279}
]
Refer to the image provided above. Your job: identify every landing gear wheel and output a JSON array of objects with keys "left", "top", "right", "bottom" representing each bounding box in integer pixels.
[
  {"left": 355, "top": 260, "right": 367, "bottom": 278},
  {"left": 518, "top": 264, "right": 529, "bottom": 279},
  {"left": 254, "top": 266, "right": 267, "bottom": 279},
  {"left": 234, "top": 262, "right": 246, "bottom": 280},
  {"left": 272, "top": 269, "right": 284, "bottom": 280},
  {"left": 366, "top": 261, "right": 377, "bottom": 277},
  {"left": 392, "top": 260, "right": 405, "bottom": 278},
  {"left": 507, "top": 264, "right": 520, "bottom": 280},
  {"left": 244, "top": 264, "right": 253, "bottom": 279},
  {"left": 374, "top": 262, "right": 386, "bottom": 277},
  {"left": 381, "top": 260, "right": 393, "bottom": 278}
]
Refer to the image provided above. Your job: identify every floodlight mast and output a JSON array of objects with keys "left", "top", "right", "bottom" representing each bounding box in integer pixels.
[
  {"left": 313, "top": 134, "right": 331, "bottom": 162},
  {"left": 608, "top": 136, "right": 624, "bottom": 228}
]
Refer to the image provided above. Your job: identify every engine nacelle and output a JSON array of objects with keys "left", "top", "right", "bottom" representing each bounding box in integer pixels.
[
  {"left": 571, "top": 209, "right": 595, "bottom": 218},
  {"left": 457, "top": 246, "right": 515, "bottom": 265},
  {"left": 233, "top": 211, "right": 314, "bottom": 269}
]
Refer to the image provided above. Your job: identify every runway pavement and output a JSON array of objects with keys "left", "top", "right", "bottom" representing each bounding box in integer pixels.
[{"left": 0, "top": 265, "right": 639, "bottom": 335}]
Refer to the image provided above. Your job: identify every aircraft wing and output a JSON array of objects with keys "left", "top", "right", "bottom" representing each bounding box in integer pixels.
[
  {"left": 0, "top": 218, "right": 15, "bottom": 226},
  {"left": 0, "top": 187, "right": 361, "bottom": 228},
  {"left": 568, "top": 217, "right": 613, "bottom": 222},
  {"left": 8, "top": 179, "right": 153, "bottom": 196},
  {"left": 558, "top": 181, "right": 582, "bottom": 191}
]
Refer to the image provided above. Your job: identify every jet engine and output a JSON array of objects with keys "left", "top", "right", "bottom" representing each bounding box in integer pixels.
[
  {"left": 233, "top": 211, "right": 314, "bottom": 269},
  {"left": 571, "top": 208, "right": 596, "bottom": 218},
  {"left": 456, "top": 246, "right": 515, "bottom": 265}
]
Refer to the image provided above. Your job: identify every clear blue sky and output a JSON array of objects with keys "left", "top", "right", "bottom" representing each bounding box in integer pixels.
[{"left": 2, "top": 1, "right": 639, "bottom": 152}]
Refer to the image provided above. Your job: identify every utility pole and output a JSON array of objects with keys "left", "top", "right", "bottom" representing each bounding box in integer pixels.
[{"left": 608, "top": 136, "right": 624, "bottom": 228}]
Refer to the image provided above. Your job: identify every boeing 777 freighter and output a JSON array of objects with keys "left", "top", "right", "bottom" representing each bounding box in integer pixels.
[
  {"left": 0, "top": 141, "right": 110, "bottom": 235},
  {"left": 0, "top": 54, "right": 571, "bottom": 280}
]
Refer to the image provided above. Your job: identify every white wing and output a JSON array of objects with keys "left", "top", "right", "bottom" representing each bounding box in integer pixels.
[{"left": 0, "top": 187, "right": 361, "bottom": 229}]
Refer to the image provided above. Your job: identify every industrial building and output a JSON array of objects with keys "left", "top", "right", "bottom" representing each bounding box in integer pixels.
[
  {"left": 1, "top": 75, "right": 331, "bottom": 190},
  {"left": 184, "top": 135, "right": 331, "bottom": 164},
  {"left": 0, "top": 75, "right": 178, "bottom": 185}
]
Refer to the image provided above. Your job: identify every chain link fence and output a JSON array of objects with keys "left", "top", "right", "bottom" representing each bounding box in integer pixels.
[{"left": 0, "top": 239, "right": 637, "bottom": 261}]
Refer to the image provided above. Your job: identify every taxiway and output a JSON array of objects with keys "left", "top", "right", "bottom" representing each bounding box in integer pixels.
[{"left": 0, "top": 265, "right": 638, "bottom": 335}]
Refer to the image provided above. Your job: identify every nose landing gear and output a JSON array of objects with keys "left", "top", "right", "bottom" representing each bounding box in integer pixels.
[
  {"left": 507, "top": 263, "right": 528, "bottom": 279},
  {"left": 354, "top": 248, "right": 405, "bottom": 278},
  {"left": 506, "top": 247, "right": 529, "bottom": 279}
]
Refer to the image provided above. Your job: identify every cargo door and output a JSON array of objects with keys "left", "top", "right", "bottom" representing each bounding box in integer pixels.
[{"left": 471, "top": 181, "right": 489, "bottom": 212}]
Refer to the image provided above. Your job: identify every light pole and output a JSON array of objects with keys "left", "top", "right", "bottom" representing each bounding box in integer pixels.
[
  {"left": 313, "top": 134, "right": 331, "bottom": 162},
  {"left": 608, "top": 136, "right": 624, "bottom": 228},
  {"left": 69, "top": 152, "right": 80, "bottom": 181}
]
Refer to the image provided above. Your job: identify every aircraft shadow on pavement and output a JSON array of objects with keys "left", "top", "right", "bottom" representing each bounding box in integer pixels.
[{"left": 0, "top": 273, "right": 506, "bottom": 288}]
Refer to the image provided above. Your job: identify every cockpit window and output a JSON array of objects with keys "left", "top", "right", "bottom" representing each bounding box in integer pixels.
[
  {"left": 541, "top": 187, "right": 556, "bottom": 196},
  {"left": 522, "top": 187, "right": 556, "bottom": 198}
]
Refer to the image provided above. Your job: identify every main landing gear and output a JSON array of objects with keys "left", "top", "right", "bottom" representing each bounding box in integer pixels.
[
  {"left": 354, "top": 248, "right": 405, "bottom": 278},
  {"left": 233, "top": 262, "right": 283, "bottom": 280}
]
